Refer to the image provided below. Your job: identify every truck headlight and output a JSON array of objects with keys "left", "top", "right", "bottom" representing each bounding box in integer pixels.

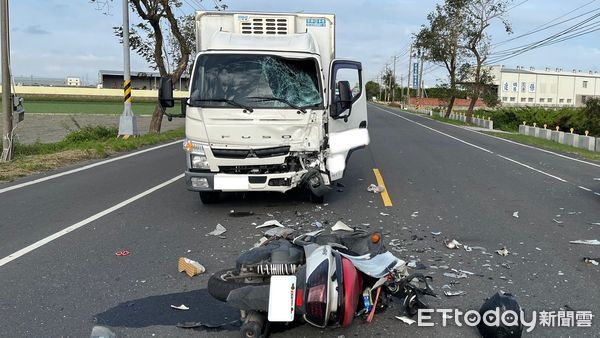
[
  {"left": 183, "top": 139, "right": 206, "bottom": 155},
  {"left": 191, "top": 154, "right": 210, "bottom": 169}
]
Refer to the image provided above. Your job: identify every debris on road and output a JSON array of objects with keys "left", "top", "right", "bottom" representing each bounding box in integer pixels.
[
  {"left": 431, "top": 231, "right": 441, "bottom": 236},
  {"left": 512, "top": 211, "right": 519, "bottom": 218},
  {"left": 410, "top": 211, "right": 419, "bottom": 218},
  {"left": 332, "top": 220, "right": 354, "bottom": 232},
  {"left": 443, "top": 272, "right": 468, "bottom": 279},
  {"left": 478, "top": 292, "right": 523, "bottom": 338},
  {"left": 380, "top": 212, "right": 389, "bottom": 216},
  {"left": 395, "top": 316, "right": 416, "bottom": 325},
  {"left": 569, "top": 239, "right": 600, "bottom": 245},
  {"left": 264, "top": 227, "right": 294, "bottom": 238},
  {"left": 90, "top": 326, "right": 116, "bottom": 338},
  {"left": 583, "top": 257, "right": 599, "bottom": 266},
  {"left": 178, "top": 257, "right": 206, "bottom": 277},
  {"left": 367, "top": 184, "right": 385, "bottom": 193},
  {"left": 256, "top": 220, "right": 284, "bottom": 229},
  {"left": 587, "top": 222, "right": 600, "bottom": 226},
  {"left": 444, "top": 290, "right": 466, "bottom": 297},
  {"left": 115, "top": 250, "right": 130, "bottom": 256},
  {"left": 444, "top": 239, "right": 462, "bottom": 249},
  {"left": 206, "top": 224, "right": 227, "bottom": 236},
  {"left": 407, "top": 260, "right": 428, "bottom": 270},
  {"left": 229, "top": 210, "right": 254, "bottom": 217},
  {"left": 177, "top": 319, "right": 240, "bottom": 329},
  {"left": 170, "top": 304, "right": 190, "bottom": 311},
  {"left": 552, "top": 218, "right": 563, "bottom": 224},
  {"left": 496, "top": 247, "right": 510, "bottom": 256},
  {"left": 311, "top": 221, "right": 324, "bottom": 228}
]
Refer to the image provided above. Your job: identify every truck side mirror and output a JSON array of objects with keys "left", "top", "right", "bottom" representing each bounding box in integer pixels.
[
  {"left": 331, "top": 80, "right": 352, "bottom": 119},
  {"left": 159, "top": 77, "right": 174, "bottom": 108}
]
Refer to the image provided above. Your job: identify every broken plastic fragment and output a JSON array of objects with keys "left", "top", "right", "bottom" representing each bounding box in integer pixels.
[
  {"left": 583, "top": 257, "right": 599, "bottom": 266},
  {"left": 444, "top": 239, "right": 462, "bottom": 249},
  {"left": 444, "top": 290, "right": 467, "bottom": 297},
  {"left": 379, "top": 212, "right": 389, "bottom": 216},
  {"left": 311, "top": 221, "right": 323, "bottom": 228},
  {"left": 395, "top": 316, "right": 416, "bottom": 325},
  {"left": 443, "top": 272, "right": 467, "bottom": 279},
  {"left": 410, "top": 211, "right": 419, "bottom": 218},
  {"left": 171, "top": 304, "right": 189, "bottom": 311},
  {"left": 206, "top": 224, "right": 227, "bottom": 236},
  {"left": 552, "top": 219, "right": 563, "bottom": 224},
  {"left": 264, "top": 227, "right": 294, "bottom": 238},
  {"left": 256, "top": 220, "right": 284, "bottom": 228},
  {"left": 178, "top": 257, "right": 206, "bottom": 277},
  {"left": 496, "top": 247, "right": 510, "bottom": 256},
  {"left": 431, "top": 231, "right": 442, "bottom": 236},
  {"left": 569, "top": 240, "right": 600, "bottom": 245},
  {"left": 512, "top": 211, "right": 519, "bottom": 218},
  {"left": 331, "top": 220, "right": 354, "bottom": 232},
  {"left": 367, "top": 184, "right": 386, "bottom": 193}
]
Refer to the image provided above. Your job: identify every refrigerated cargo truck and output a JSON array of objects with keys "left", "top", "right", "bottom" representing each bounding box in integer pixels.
[{"left": 159, "top": 11, "right": 369, "bottom": 203}]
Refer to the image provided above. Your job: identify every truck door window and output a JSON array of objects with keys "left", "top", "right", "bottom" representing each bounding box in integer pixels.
[
  {"left": 334, "top": 68, "right": 361, "bottom": 102},
  {"left": 190, "top": 54, "right": 324, "bottom": 109}
]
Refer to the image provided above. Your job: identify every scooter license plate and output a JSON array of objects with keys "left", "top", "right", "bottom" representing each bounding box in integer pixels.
[{"left": 268, "top": 275, "right": 297, "bottom": 322}]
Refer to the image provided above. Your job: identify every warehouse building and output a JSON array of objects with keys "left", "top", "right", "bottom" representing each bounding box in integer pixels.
[
  {"left": 97, "top": 70, "right": 190, "bottom": 90},
  {"left": 489, "top": 65, "right": 600, "bottom": 107}
]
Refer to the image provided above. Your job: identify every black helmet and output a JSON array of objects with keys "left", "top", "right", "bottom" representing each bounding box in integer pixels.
[{"left": 477, "top": 291, "right": 523, "bottom": 338}]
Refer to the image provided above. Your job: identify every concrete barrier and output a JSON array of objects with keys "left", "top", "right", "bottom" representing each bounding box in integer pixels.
[
  {"left": 564, "top": 133, "right": 579, "bottom": 147},
  {"left": 550, "top": 130, "right": 565, "bottom": 143},
  {"left": 528, "top": 127, "right": 540, "bottom": 137},
  {"left": 578, "top": 136, "right": 596, "bottom": 151},
  {"left": 519, "top": 125, "right": 530, "bottom": 134},
  {"left": 597, "top": 138, "right": 600, "bottom": 152},
  {"left": 538, "top": 129, "right": 552, "bottom": 140}
]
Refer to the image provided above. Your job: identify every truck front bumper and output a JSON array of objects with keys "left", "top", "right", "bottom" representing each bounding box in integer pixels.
[{"left": 185, "top": 170, "right": 305, "bottom": 193}]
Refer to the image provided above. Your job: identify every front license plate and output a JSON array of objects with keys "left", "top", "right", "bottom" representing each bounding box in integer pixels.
[
  {"left": 268, "top": 275, "right": 297, "bottom": 322},
  {"left": 213, "top": 175, "right": 248, "bottom": 190}
]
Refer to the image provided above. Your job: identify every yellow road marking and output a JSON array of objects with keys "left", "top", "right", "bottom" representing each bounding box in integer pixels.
[{"left": 372, "top": 168, "right": 393, "bottom": 207}]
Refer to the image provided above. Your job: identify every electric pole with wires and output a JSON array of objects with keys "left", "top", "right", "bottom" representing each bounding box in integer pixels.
[
  {"left": 1, "top": 0, "right": 13, "bottom": 161},
  {"left": 118, "top": 0, "right": 138, "bottom": 138}
]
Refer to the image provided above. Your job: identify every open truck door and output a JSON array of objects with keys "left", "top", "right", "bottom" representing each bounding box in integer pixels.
[{"left": 326, "top": 59, "right": 370, "bottom": 181}]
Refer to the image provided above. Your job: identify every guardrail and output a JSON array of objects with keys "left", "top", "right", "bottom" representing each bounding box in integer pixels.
[{"left": 518, "top": 123, "right": 598, "bottom": 152}]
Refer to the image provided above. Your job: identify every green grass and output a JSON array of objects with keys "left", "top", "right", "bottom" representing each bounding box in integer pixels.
[
  {"left": 482, "top": 131, "right": 600, "bottom": 162},
  {"left": 13, "top": 126, "right": 185, "bottom": 157},
  {"left": 24, "top": 100, "right": 172, "bottom": 115}
]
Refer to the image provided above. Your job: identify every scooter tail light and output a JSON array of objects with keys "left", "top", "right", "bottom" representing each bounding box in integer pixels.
[
  {"left": 295, "top": 288, "right": 304, "bottom": 307},
  {"left": 304, "top": 260, "right": 330, "bottom": 327}
]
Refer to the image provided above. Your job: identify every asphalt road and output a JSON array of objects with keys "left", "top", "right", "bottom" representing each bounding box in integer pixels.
[{"left": 1, "top": 103, "right": 599, "bottom": 337}]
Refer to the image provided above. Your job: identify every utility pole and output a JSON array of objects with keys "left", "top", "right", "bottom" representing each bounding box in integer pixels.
[
  {"left": 418, "top": 52, "right": 425, "bottom": 98},
  {"left": 1, "top": 0, "right": 12, "bottom": 161},
  {"left": 399, "top": 74, "right": 403, "bottom": 101},
  {"left": 391, "top": 55, "right": 398, "bottom": 103},
  {"left": 118, "top": 0, "right": 138, "bottom": 138},
  {"left": 406, "top": 43, "right": 413, "bottom": 103},
  {"left": 378, "top": 72, "right": 383, "bottom": 101}
]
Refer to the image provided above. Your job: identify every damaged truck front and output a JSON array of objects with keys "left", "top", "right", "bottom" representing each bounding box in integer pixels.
[{"left": 159, "top": 11, "right": 369, "bottom": 203}]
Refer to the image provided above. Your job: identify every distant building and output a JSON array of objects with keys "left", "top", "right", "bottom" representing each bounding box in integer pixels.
[
  {"left": 489, "top": 65, "right": 600, "bottom": 107},
  {"left": 13, "top": 76, "right": 66, "bottom": 87},
  {"left": 97, "top": 70, "right": 190, "bottom": 90},
  {"left": 66, "top": 77, "right": 81, "bottom": 86}
]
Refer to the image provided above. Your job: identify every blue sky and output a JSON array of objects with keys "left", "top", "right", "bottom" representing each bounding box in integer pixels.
[{"left": 9, "top": 0, "right": 600, "bottom": 86}]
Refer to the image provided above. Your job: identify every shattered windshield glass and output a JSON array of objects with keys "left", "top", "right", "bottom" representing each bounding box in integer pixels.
[{"left": 190, "top": 54, "right": 323, "bottom": 109}]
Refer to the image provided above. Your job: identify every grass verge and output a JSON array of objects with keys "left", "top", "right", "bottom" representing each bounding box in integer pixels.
[
  {"left": 481, "top": 131, "right": 600, "bottom": 162},
  {"left": 0, "top": 126, "right": 184, "bottom": 182}
]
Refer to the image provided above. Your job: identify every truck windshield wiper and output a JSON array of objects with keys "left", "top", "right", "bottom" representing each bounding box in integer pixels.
[
  {"left": 189, "top": 98, "right": 254, "bottom": 112},
  {"left": 247, "top": 96, "right": 307, "bottom": 114}
]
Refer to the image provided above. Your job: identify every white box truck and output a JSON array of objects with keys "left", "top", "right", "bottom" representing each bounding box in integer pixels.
[{"left": 159, "top": 11, "right": 369, "bottom": 203}]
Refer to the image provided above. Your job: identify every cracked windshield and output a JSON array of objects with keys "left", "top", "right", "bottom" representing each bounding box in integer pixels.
[{"left": 191, "top": 54, "right": 323, "bottom": 109}]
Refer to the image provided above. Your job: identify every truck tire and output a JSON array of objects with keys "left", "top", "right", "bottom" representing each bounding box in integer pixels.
[
  {"left": 309, "top": 190, "right": 324, "bottom": 204},
  {"left": 199, "top": 191, "right": 220, "bottom": 204},
  {"left": 208, "top": 268, "right": 265, "bottom": 302}
]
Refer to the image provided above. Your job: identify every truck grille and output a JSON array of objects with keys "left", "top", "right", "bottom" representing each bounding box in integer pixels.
[
  {"left": 241, "top": 17, "right": 289, "bottom": 35},
  {"left": 212, "top": 146, "right": 290, "bottom": 159}
]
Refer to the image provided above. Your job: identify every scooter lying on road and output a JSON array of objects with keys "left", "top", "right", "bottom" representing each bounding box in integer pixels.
[{"left": 207, "top": 224, "right": 437, "bottom": 337}]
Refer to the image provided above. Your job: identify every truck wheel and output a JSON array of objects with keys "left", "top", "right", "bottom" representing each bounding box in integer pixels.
[
  {"left": 309, "top": 191, "right": 324, "bottom": 204},
  {"left": 199, "top": 191, "right": 220, "bottom": 204}
]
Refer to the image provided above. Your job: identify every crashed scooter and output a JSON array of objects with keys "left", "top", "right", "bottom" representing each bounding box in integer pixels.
[{"left": 207, "top": 225, "right": 436, "bottom": 337}]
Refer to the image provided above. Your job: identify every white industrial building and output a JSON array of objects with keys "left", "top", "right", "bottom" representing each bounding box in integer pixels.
[{"left": 489, "top": 65, "right": 600, "bottom": 107}]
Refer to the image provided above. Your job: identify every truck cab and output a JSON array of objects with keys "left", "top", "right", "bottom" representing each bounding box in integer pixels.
[{"left": 159, "top": 11, "right": 369, "bottom": 203}]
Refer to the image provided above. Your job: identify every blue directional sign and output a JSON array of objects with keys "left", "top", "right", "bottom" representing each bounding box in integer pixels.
[{"left": 412, "top": 62, "right": 419, "bottom": 88}]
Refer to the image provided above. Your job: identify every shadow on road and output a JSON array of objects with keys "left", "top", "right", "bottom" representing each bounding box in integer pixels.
[{"left": 94, "top": 289, "right": 240, "bottom": 333}]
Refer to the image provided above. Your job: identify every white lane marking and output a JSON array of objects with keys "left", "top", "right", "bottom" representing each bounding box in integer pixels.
[
  {"left": 389, "top": 105, "right": 600, "bottom": 169},
  {"left": 0, "top": 139, "right": 183, "bottom": 194},
  {"left": 578, "top": 186, "right": 592, "bottom": 192},
  {"left": 497, "top": 155, "right": 567, "bottom": 182},
  {"left": 0, "top": 174, "right": 183, "bottom": 267},
  {"left": 371, "top": 105, "right": 493, "bottom": 154},
  {"left": 371, "top": 105, "right": 568, "bottom": 183}
]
